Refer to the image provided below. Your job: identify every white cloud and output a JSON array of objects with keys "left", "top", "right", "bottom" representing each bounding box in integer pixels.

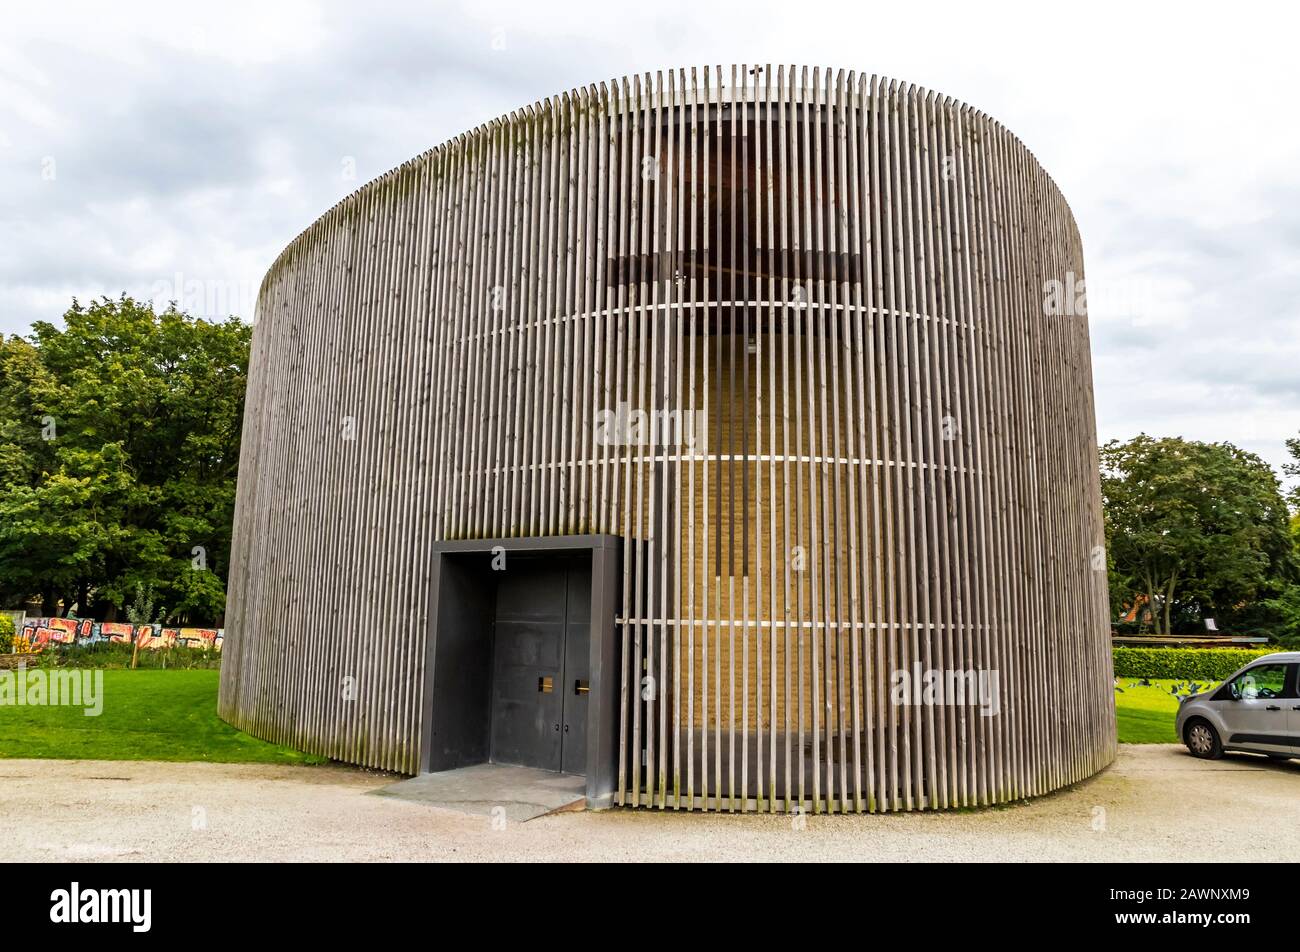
[{"left": 0, "top": 0, "right": 1296, "bottom": 478}]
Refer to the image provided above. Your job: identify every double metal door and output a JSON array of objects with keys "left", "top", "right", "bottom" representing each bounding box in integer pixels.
[{"left": 489, "top": 559, "right": 591, "bottom": 775}]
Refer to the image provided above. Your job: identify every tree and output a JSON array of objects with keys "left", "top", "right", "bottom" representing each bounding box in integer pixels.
[
  {"left": 0, "top": 296, "right": 251, "bottom": 624},
  {"left": 1285, "top": 433, "right": 1300, "bottom": 510},
  {"left": 125, "top": 581, "right": 161, "bottom": 669},
  {"left": 1100, "top": 434, "right": 1295, "bottom": 635},
  {"left": 1259, "top": 511, "right": 1300, "bottom": 647}
]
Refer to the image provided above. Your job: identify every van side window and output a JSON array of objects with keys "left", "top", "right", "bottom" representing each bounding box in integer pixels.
[{"left": 1229, "top": 664, "right": 1287, "bottom": 700}]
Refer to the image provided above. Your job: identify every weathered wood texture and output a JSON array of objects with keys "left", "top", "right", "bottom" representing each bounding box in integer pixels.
[{"left": 219, "top": 67, "right": 1116, "bottom": 812}]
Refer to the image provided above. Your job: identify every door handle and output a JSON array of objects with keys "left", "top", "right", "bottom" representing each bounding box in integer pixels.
[
  {"left": 574, "top": 679, "right": 590, "bottom": 695},
  {"left": 1266, "top": 705, "right": 1281, "bottom": 711}
]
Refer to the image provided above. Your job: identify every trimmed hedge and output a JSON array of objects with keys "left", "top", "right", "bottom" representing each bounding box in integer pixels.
[{"left": 1112, "top": 646, "right": 1278, "bottom": 681}]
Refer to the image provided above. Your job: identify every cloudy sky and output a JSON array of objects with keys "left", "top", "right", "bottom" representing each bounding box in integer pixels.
[{"left": 2, "top": 0, "right": 1296, "bottom": 481}]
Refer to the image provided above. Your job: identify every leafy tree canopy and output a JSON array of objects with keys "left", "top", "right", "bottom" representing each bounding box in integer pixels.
[
  {"left": 1100, "top": 434, "right": 1295, "bottom": 636},
  {"left": 0, "top": 296, "right": 250, "bottom": 624}
]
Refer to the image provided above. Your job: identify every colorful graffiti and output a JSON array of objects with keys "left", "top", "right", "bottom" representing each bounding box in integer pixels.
[{"left": 16, "top": 618, "right": 223, "bottom": 653}]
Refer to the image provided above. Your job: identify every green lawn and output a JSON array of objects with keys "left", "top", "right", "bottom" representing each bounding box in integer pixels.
[
  {"left": 1114, "top": 677, "right": 1215, "bottom": 744},
  {"left": 0, "top": 669, "right": 324, "bottom": 764},
  {"left": 0, "top": 664, "right": 1206, "bottom": 762}
]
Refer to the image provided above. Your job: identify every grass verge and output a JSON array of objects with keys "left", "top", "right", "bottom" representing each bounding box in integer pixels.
[
  {"left": 0, "top": 669, "right": 324, "bottom": 765},
  {"left": 1114, "top": 677, "right": 1214, "bottom": 744}
]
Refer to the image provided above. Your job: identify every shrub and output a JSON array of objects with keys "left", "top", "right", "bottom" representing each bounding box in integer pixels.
[
  {"left": 38, "top": 641, "right": 221, "bottom": 670},
  {"left": 0, "top": 615, "right": 14, "bottom": 653},
  {"left": 1112, "top": 646, "right": 1278, "bottom": 681}
]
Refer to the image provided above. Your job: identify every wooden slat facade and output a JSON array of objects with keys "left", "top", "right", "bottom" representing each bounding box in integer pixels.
[{"left": 219, "top": 66, "right": 1116, "bottom": 812}]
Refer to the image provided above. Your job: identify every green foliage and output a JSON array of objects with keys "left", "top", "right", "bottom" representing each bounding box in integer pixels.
[
  {"left": 1284, "top": 434, "right": 1300, "bottom": 511},
  {"left": 1101, "top": 434, "right": 1296, "bottom": 635},
  {"left": 1262, "top": 584, "right": 1300, "bottom": 648},
  {"left": 125, "top": 581, "right": 160, "bottom": 627},
  {"left": 0, "top": 296, "right": 250, "bottom": 623},
  {"left": 35, "top": 641, "right": 221, "bottom": 670},
  {"left": 0, "top": 615, "right": 14, "bottom": 653},
  {"left": 1112, "top": 646, "right": 1278, "bottom": 681}
]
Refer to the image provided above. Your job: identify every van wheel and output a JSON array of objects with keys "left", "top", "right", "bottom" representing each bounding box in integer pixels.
[{"left": 1185, "top": 719, "right": 1223, "bottom": 760}]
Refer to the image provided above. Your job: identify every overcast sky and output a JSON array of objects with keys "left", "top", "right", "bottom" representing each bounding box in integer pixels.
[{"left": 2, "top": 0, "right": 1296, "bottom": 481}]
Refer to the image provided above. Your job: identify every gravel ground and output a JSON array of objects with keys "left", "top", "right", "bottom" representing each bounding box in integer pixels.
[{"left": 5, "top": 745, "right": 1298, "bottom": 862}]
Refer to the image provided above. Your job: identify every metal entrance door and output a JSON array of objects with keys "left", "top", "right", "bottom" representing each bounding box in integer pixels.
[
  {"left": 490, "top": 559, "right": 590, "bottom": 775},
  {"left": 562, "top": 567, "right": 591, "bottom": 775}
]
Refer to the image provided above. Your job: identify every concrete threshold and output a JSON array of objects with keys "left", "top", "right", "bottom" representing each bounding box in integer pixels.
[{"left": 372, "top": 763, "right": 585, "bottom": 822}]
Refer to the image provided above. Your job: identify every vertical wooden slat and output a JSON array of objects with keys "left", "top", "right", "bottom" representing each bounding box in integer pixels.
[{"left": 221, "top": 66, "right": 1116, "bottom": 810}]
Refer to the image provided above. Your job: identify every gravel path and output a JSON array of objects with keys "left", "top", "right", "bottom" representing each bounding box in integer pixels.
[{"left": 5, "top": 745, "right": 1297, "bottom": 862}]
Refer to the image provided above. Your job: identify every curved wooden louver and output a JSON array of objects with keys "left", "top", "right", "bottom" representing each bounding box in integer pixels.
[{"left": 220, "top": 66, "right": 1116, "bottom": 812}]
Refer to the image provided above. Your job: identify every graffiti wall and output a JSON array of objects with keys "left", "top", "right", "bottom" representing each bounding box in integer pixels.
[{"left": 16, "top": 617, "right": 223, "bottom": 653}]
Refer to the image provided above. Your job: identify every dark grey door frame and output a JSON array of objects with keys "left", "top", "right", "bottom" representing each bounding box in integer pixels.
[{"left": 419, "top": 534, "right": 621, "bottom": 809}]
